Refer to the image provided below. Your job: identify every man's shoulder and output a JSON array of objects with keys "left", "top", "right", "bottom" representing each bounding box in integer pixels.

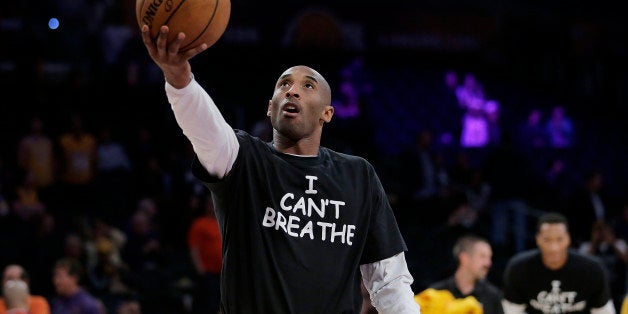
[
  {"left": 568, "top": 249, "right": 607, "bottom": 269},
  {"left": 234, "top": 129, "right": 272, "bottom": 152},
  {"left": 236, "top": 129, "right": 275, "bottom": 147},
  {"left": 320, "top": 147, "right": 370, "bottom": 166},
  {"left": 505, "top": 249, "right": 541, "bottom": 274},
  {"left": 234, "top": 129, "right": 258, "bottom": 141},
  {"left": 77, "top": 288, "right": 100, "bottom": 301},
  {"left": 429, "top": 276, "right": 456, "bottom": 290},
  {"left": 476, "top": 279, "right": 503, "bottom": 296},
  {"left": 509, "top": 249, "right": 540, "bottom": 264}
]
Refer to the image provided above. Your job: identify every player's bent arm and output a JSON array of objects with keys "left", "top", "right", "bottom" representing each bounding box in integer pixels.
[
  {"left": 166, "top": 76, "right": 239, "bottom": 178},
  {"left": 360, "top": 252, "right": 420, "bottom": 314},
  {"left": 501, "top": 299, "right": 526, "bottom": 314},
  {"left": 591, "top": 300, "right": 616, "bottom": 314}
]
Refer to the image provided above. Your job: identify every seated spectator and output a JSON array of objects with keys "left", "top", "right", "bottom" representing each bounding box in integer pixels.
[
  {"left": 50, "top": 257, "right": 105, "bottom": 314},
  {"left": 10, "top": 171, "right": 47, "bottom": 222},
  {"left": 84, "top": 218, "right": 129, "bottom": 296},
  {"left": 0, "top": 264, "right": 50, "bottom": 314},
  {"left": 545, "top": 105, "right": 575, "bottom": 149},
  {"left": 456, "top": 73, "right": 489, "bottom": 148},
  {"left": 578, "top": 220, "right": 628, "bottom": 310},
  {"left": 518, "top": 108, "right": 547, "bottom": 152},
  {"left": 567, "top": 169, "right": 615, "bottom": 246},
  {"left": 16, "top": 116, "right": 55, "bottom": 192},
  {"left": 2, "top": 280, "right": 29, "bottom": 314}
]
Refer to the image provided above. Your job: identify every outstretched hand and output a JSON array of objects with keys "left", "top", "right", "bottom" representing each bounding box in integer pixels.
[{"left": 141, "top": 25, "right": 207, "bottom": 89}]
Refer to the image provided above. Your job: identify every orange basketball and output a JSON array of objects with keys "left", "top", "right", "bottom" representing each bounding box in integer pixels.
[{"left": 136, "top": 0, "right": 230, "bottom": 52}]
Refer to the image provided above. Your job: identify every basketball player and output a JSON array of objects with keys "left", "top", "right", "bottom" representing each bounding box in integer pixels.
[
  {"left": 501, "top": 212, "right": 615, "bottom": 314},
  {"left": 140, "top": 25, "right": 420, "bottom": 313}
]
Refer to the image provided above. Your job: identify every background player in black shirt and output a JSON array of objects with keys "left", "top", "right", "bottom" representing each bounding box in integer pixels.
[{"left": 502, "top": 212, "right": 615, "bottom": 314}]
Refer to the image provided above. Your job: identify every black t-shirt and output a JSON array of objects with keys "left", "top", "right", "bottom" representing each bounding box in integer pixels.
[
  {"left": 502, "top": 249, "right": 612, "bottom": 314},
  {"left": 192, "top": 130, "right": 407, "bottom": 314},
  {"left": 430, "top": 276, "right": 504, "bottom": 314}
]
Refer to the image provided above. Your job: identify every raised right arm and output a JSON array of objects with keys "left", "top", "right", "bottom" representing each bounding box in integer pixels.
[
  {"left": 141, "top": 25, "right": 238, "bottom": 178},
  {"left": 167, "top": 79, "right": 238, "bottom": 178}
]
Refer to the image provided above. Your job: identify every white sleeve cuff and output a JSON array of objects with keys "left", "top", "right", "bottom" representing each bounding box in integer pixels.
[
  {"left": 360, "top": 252, "right": 420, "bottom": 314},
  {"left": 591, "top": 300, "right": 616, "bottom": 314},
  {"left": 501, "top": 299, "right": 526, "bottom": 314}
]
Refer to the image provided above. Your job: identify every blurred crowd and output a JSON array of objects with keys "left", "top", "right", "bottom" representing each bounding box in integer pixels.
[{"left": 0, "top": 54, "right": 626, "bottom": 313}]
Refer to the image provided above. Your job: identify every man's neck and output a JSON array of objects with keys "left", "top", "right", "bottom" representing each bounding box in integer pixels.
[
  {"left": 454, "top": 269, "right": 477, "bottom": 295},
  {"left": 273, "top": 138, "right": 320, "bottom": 156}
]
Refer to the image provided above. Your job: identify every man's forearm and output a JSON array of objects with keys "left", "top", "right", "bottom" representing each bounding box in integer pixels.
[
  {"left": 360, "top": 252, "right": 420, "bottom": 314},
  {"left": 166, "top": 76, "right": 239, "bottom": 178}
]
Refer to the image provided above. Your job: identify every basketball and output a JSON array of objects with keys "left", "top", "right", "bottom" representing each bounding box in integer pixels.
[{"left": 136, "top": 0, "right": 231, "bottom": 52}]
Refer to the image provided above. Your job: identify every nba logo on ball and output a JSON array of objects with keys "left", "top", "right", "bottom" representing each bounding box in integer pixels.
[{"left": 136, "top": 0, "right": 231, "bottom": 51}]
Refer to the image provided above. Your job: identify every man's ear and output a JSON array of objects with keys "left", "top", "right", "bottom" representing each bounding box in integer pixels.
[
  {"left": 267, "top": 100, "right": 272, "bottom": 117},
  {"left": 321, "top": 105, "right": 334, "bottom": 123}
]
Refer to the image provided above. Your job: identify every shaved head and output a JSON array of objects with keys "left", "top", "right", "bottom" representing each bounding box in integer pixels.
[{"left": 282, "top": 65, "right": 332, "bottom": 106}]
